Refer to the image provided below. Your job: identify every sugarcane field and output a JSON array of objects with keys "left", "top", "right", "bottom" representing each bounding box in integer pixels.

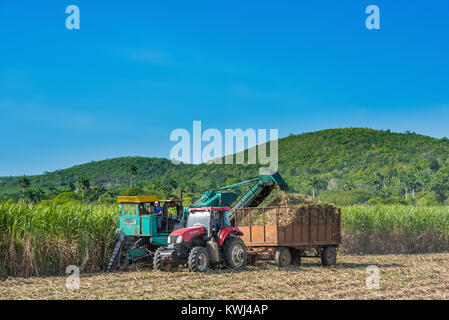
[{"left": 2, "top": 187, "right": 449, "bottom": 300}]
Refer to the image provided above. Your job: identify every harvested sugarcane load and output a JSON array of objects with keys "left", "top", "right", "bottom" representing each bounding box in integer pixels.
[
  {"left": 234, "top": 191, "right": 341, "bottom": 267},
  {"left": 238, "top": 192, "right": 340, "bottom": 227},
  {"left": 263, "top": 191, "right": 316, "bottom": 206}
]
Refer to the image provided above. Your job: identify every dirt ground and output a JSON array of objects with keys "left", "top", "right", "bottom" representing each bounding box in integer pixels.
[{"left": 1, "top": 253, "right": 448, "bottom": 300}]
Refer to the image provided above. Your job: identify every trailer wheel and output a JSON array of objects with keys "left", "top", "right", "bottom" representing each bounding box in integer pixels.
[
  {"left": 321, "top": 246, "right": 337, "bottom": 266},
  {"left": 275, "top": 247, "right": 292, "bottom": 267},
  {"left": 291, "top": 249, "right": 302, "bottom": 266},
  {"left": 188, "top": 246, "right": 209, "bottom": 272},
  {"left": 223, "top": 237, "right": 247, "bottom": 270}
]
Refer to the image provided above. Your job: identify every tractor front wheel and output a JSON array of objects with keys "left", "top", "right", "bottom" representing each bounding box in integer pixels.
[
  {"left": 188, "top": 246, "right": 209, "bottom": 272},
  {"left": 223, "top": 237, "right": 247, "bottom": 270}
]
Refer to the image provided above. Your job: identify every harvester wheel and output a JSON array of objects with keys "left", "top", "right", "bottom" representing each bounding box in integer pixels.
[
  {"left": 223, "top": 237, "right": 247, "bottom": 270},
  {"left": 275, "top": 247, "right": 292, "bottom": 267},
  {"left": 321, "top": 246, "right": 337, "bottom": 266},
  {"left": 153, "top": 247, "right": 172, "bottom": 271},
  {"left": 153, "top": 247, "right": 163, "bottom": 270},
  {"left": 188, "top": 246, "right": 209, "bottom": 272}
]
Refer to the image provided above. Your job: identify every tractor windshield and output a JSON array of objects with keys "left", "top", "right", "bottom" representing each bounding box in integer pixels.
[
  {"left": 122, "top": 203, "right": 137, "bottom": 216},
  {"left": 220, "top": 211, "right": 231, "bottom": 227},
  {"left": 213, "top": 211, "right": 231, "bottom": 230},
  {"left": 186, "top": 211, "right": 210, "bottom": 230}
]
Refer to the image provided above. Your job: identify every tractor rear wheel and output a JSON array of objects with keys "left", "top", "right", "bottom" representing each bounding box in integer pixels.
[
  {"left": 223, "top": 237, "right": 247, "bottom": 270},
  {"left": 275, "top": 247, "right": 292, "bottom": 267},
  {"left": 321, "top": 246, "right": 337, "bottom": 266},
  {"left": 188, "top": 246, "right": 209, "bottom": 272}
]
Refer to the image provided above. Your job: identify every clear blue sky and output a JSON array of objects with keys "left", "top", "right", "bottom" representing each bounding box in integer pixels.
[{"left": 1, "top": 0, "right": 448, "bottom": 176}]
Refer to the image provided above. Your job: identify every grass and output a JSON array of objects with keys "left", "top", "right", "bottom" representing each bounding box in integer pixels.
[
  {"left": 1, "top": 201, "right": 449, "bottom": 277},
  {"left": 1, "top": 253, "right": 449, "bottom": 300}
]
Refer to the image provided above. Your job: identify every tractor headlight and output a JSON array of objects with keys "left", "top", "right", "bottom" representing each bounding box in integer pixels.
[{"left": 168, "top": 235, "right": 183, "bottom": 244}]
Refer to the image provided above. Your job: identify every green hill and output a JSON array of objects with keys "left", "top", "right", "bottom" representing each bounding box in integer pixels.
[{"left": 2, "top": 128, "right": 449, "bottom": 205}]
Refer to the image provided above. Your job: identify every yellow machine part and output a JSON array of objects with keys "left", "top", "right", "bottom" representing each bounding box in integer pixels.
[{"left": 117, "top": 195, "right": 159, "bottom": 203}]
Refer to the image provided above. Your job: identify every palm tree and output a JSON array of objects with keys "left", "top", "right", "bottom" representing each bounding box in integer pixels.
[
  {"left": 309, "top": 177, "right": 327, "bottom": 198},
  {"left": 186, "top": 180, "right": 198, "bottom": 193},
  {"left": 19, "top": 176, "right": 31, "bottom": 203},
  {"left": 24, "top": 188, "right": 35, "bottom": 204},
  {"left": 67, "top": 182, "right": 76, "bottom": 192},
  {"left": 35, "top": 188, "right": 45, "bottom": 203},
  {"left": 168, "top": 178, "right": 178, "bottom": 190},
  {"left": 78, "top": 177, "right": 90, "bottom": 198},
  {"left": 128, "top": 164, "right": 137, "bottom": 188},
  {"left": 49, "top": 186, "right": 58, "bottom": 196}
]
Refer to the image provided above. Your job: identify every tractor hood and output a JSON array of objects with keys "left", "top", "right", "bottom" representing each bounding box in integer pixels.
[{"left": 170, "top": 226, "right": 205, "bottom": 242}]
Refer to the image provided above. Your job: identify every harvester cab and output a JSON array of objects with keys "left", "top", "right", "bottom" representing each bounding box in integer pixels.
[
  {"left": 106, "top": 196, "right": 183, "bottom": 272},
  {"left": 154, "top": 207, "right": 247, "bottom": 272}
]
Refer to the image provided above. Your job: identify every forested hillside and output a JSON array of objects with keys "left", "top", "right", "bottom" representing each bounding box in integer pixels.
[
  {"left": 278, "top": 128, "right": 449, "bottom": 205},
  {"left": 2, "top": 128, "right": 449, "bottom": 205}
]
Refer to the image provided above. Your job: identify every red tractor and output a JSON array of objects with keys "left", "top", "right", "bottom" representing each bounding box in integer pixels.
[{"left": 153, "top": 207, "right": 247, "bottom": 272}]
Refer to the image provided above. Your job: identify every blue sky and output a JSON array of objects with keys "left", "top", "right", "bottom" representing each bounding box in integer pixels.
[{"left": 1, "top": 0, "right": 448, "bottom": 176}]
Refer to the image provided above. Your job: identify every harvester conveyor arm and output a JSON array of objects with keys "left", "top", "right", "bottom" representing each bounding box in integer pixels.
[{"left": 228, "top": 173, "right": 289, "bottom": 224}]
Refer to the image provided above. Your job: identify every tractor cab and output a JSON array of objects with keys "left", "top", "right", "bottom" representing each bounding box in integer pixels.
[{"left": 185, "top": 207, "right": 232, "bottom": 237}]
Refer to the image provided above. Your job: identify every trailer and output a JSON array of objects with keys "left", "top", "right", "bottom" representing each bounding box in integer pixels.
[{"left": 234, "top": 206, "right": 341, "bottom": 267}]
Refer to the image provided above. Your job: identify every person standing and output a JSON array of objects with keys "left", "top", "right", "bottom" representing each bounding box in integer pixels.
[{"left": 155, "top": 201, "right": 163, "bottom": 230}]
